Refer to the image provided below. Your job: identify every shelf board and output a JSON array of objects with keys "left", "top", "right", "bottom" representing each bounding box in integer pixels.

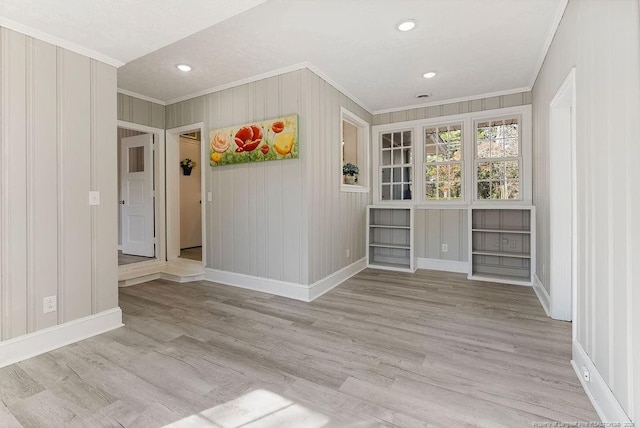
[
  {"left": 368, "top": 260, "right": 411, "bottom": 270},
  {"left": 472, "top": 250, "right": 531, "bottom": 259},
  {"left": 469, "top": 273, "right": 532, "bottom": 286},
  {"left": 369, "top": 243, "right": 411, "bottom": 250},
  {"left": 369, "top": 224, "right": 411, "bottom": 229},
  {"left": 472, "top": 228, "right": 530, "bottom": 234}
]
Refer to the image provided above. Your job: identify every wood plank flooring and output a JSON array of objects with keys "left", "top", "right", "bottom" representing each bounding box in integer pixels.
[
  {"left": 0, "top": 269, "right": 598, "bottom": 427},
  {"left": 118, "top": 251, "right": 155, "bottom": 266}
]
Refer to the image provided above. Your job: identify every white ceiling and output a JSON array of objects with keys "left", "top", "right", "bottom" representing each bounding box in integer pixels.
[
  {"left": 0, "top": 0, "right": 268, "bottom": 65},
  {"left": 0, "top": 0, "right": 565, "bottom": 113}
]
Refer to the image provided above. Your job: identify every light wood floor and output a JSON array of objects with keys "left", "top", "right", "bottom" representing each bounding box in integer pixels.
[
  {"left": 180, "top": 246, "right": 202, "bottom": 262},
  {"left": 0, "top": 269, "right": 598, "bottom": 427},
  {"left": 118, "top": 251, "right": 155, "bottom": 266}
]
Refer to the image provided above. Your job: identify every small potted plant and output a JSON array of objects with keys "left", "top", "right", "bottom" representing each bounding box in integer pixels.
[
  {"left": 343, "top": 162, "right": 359, "bottom": 185},
  {"left": 180, "top": 158, "right": 197, "bottom": 175}
]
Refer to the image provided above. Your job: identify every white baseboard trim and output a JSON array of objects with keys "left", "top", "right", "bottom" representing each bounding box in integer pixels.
[
  {"left": 309, "top": 258, "right": 366, "bottom": 301},
  {"left": 571, "top": 340, "right": 631, "bottom": 423},
  {"left": 416, "top": 258, "right": 468, "bottom": 274},
  {"left": 204, "top": 268, "right": 310, "bottom": 301},
  {"left": 532, "top": 272, "right": 551, "bottom": 317},
  {"left": 205, "top": 258, "right": 366, "bottom": 302},
  {"left": 0, "top": 308, "right": 123, "bottom": 369}
]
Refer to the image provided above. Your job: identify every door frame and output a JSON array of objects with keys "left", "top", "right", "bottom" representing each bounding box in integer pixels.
[
  {"left": 548, "top": 68, "right": 576, "bottom": 323},
  {"left": 166, "top": 122, "right": 206, "bottom": 267},
  {"left": 117, "top": 120, "right": 166, "bottom": 264}
]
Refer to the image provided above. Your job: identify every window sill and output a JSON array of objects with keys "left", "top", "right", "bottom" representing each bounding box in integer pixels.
[{"left": 341, "top": 185, "right": 370, "bottom": 193}]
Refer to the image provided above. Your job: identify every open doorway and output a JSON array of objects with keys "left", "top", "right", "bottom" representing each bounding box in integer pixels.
[
  {"left": 166, "top": 123, "right": 206, "bottom": 267},
  {"left": 117, "top": 123, "right": 166, "bottom": 267},
  {"left": 178, "top": 131, "right": 202, "bottom": 262},
  {"left": 548, "top": 68, "right": 576, "bottom": 322}
]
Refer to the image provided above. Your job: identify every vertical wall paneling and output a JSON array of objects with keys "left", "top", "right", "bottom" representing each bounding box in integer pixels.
[
  {"left": 7, "top": 30, "right": 28, "bottom": 338},
  {"left": 163, "top": 67, "right": 371, "bottom": 287},
  {"left": 0, "top": 28, "right": 5, "bottom": 339},
  {"left": 532, "top": 0, "right": 639, "bottom": 417},
  {"left": 93, "top": 61, "right": 117, "bottom": 313},
  {"left": 60, "top": 50, "right": 92, "bottom": 323},
  {"left": 117, "top": 92, "right": 165, "bottom": 129},
  {"left": 372, "top": 92, "right": 532, "bottom": 126},
  {"left": 32, "top": 39, "right": 58, "bottom": 332},
  {"left": 0, "top": 26, "right": 118, "bottom": 343}
]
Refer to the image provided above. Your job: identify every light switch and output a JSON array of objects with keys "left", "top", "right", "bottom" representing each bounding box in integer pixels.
[
  {"left": 89, "top": 191, "right": 100, "bottom": 206},
  {"left": 207, "top": 192, "right": 213, "bottom": 202}
]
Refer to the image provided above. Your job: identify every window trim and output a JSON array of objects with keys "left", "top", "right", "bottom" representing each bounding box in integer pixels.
[
  {"left": 422, "top": 120, "right": 466, "bottom": 203},
  {"left": 371, "top": 105, "right": 532, "bottom": 206},
  {"left": 374, "top": 126, "right": 415, "bottom": 203},
  {"left": 340, "top": 107, "right": 371, "bottom": 193}
]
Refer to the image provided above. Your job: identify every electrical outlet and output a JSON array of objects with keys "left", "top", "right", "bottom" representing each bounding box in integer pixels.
[
  {"left": 441, "top": 243, "right": 448, "bottom": 253},
  {"left": 582, "top": 367, "right": 591, "bottom": 382},
  {"left": 346, "top": 248, "right": 350, "bottom": 258},
  {"left": 43, "top": 296, "right": 57, "bottom": 314}
]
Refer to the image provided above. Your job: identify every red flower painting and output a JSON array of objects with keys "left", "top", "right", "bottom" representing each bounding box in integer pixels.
[{"left": 234, "top": 125, "right": 263, "bottom": 152}]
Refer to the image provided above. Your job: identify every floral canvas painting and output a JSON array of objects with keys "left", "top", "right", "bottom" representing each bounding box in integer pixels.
[{"left": 209, "top": 114, "right": 298, "bottom": 166}]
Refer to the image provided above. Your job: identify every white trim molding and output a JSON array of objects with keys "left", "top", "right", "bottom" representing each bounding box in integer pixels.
[
  {"left": 417, "top": 258, "right": 468, "bottom": 274},
  {"left": 0, "top": 308, "right": 123, "bottom": 369},
  {"left": 372, "top": 87, "right": 531, "bottom": 116},
  {"left": 532, "top": 272, "right": 551, "bottom": 317},
  {"left": 205, "top": 258, "right": 366, "bottom": 302},
  {"left": 572, "top": 340, "right": 632, "bottom": 424},
  {"left": 117, "top": 88, "right": 166, "bottom": 106},
  {"left": 309, "top": 258, "right": 367, "bottom": 301},
  {"left": 0, "top": 17, "right": 124, "bottom": 67}
]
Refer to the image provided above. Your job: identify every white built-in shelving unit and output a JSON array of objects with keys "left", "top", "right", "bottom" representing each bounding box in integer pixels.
[
  {"left": 366, "top": 205, "right": 415, "bottom": 272},
  {"left": 468, "top": 206, "right": 535, "bottom": 286}
]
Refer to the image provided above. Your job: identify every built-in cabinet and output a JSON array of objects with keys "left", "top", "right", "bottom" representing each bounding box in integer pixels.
[
  {"left": 468, "top": 206, "right": 535, "bottom": 285},
  {"left": 366, "top": 206, "right": 415, "bottom": 272}
]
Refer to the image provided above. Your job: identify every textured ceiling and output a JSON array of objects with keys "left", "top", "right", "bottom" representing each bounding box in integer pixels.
[
  {"left": 117, "top": 0, "right": 563, "bottom": 111},
  {"left": 0, "top": 0, "right": 564, "bottom": 112},
  {"left": 0, "top": 0, "right": 268, "bottom": 65}
]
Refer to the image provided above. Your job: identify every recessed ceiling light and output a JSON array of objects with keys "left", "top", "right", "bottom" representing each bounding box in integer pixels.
[
  {"left": 176, "top": 64, "right": 192, "bottom": 72},
  {"left": 422, "top": 71, "right": 437, "bottom": 79},
  {"left": 396, "top": 19, "right": 417, "bottom": 32}
]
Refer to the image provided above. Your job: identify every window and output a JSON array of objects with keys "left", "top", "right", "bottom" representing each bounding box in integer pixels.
[
  {"left": 373, "top": 105, "right": 531, "bottom": 205},
  {"left": 380, "top": 130, "right": 412, "bottom": 201},
  {"left": 341, "top": 108, "right": 370, "bottom": 192},
  {"left": 424, "top": 123, "right": 463, "bottom": 200},
  {"left": 475, "top": 117, "right": 521, "bottom": 200}
]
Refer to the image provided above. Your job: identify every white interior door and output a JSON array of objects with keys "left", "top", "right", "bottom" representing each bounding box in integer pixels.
[{"left": 121, "top": 134, "right": 155, "bottom": 257}]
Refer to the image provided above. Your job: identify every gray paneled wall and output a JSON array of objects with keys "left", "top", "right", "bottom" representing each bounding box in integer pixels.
[
  {"left": 532, "top": 0, "right": 639, "bottom": 419},
  {"left": 0, "top": 27, "right": 118, "bottom": 341},
  {"left": 117, "top": 92, "right": 165, "bottom": 129},
  {"left": 373, "top": 92, "right": 532, "bottom": 126},
  {"left": 164, "top": 68, "right": 371, "bottom": 285},
  {"left": 414, "top": 209, "right": 468, "bottom": 262},
  {"left": 300, "top": 70, "right": 371, "bottom": 284}
]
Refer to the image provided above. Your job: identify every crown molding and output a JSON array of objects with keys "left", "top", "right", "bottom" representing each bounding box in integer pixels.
[
  {"left": 0, "top": 17, "right": 124, "bottom": 67},
  {"left": 372, "top": 86, "right": 532, "bottom": 115},
  {"left": 117, "top": 88, "right": 167, "bottom": 106},
  {"left": 529, "top": 0, "right": 569, "bottom": 89},
  {"left": 163, "top": 61, "right": 373, "bottom": 114}
]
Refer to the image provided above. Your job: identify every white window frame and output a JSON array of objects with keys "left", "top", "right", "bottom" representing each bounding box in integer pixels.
[
  {"left": 422, "top": 120, "right": 466, "bottom": 203},
  {"left": 371, "top": 105, "right": 531, "bottom": 206},
  {"left": 340, "top": 107, "right": 370, "bottom": 193},
  {"left": 471, "top": 109, "right": 531, "bottom": 204},
  {"left": 373, "top": 126, "right": 415, "bottom": 203}
]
